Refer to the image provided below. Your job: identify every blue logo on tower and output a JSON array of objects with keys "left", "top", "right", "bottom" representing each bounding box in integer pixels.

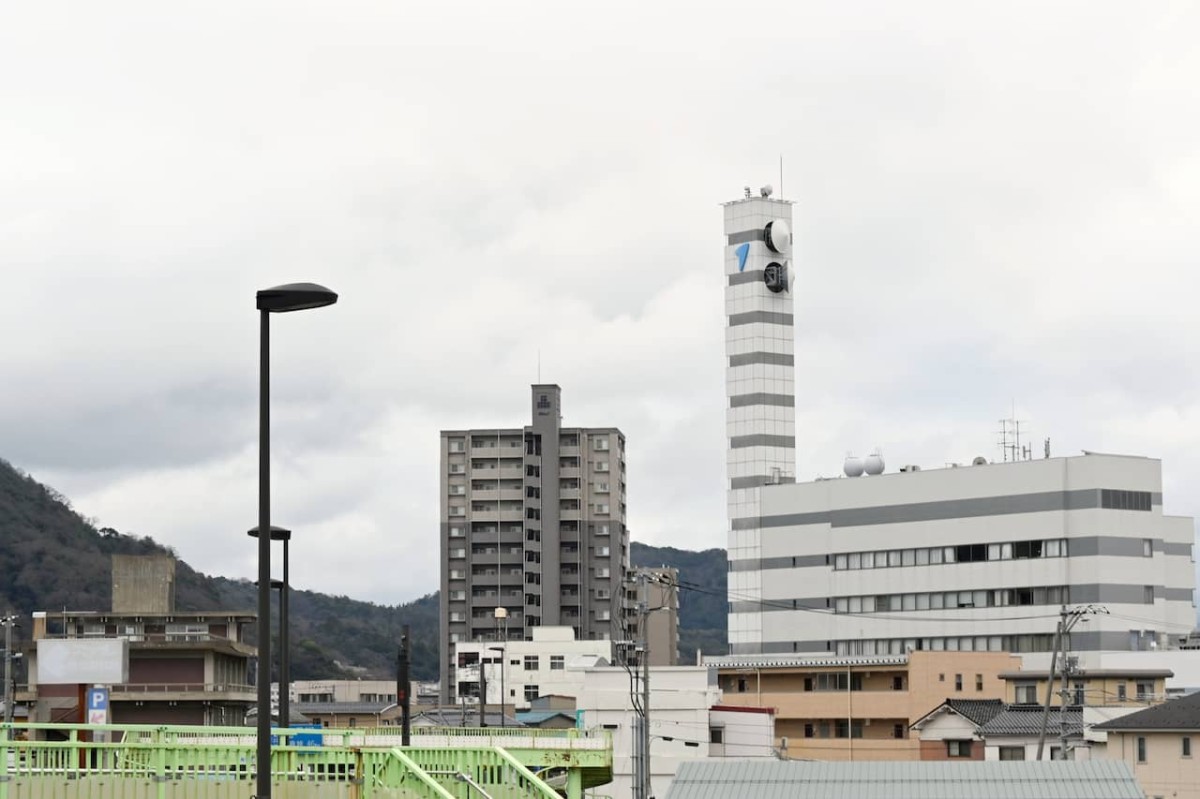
[{"left": 735, "top": 243, "right": 750, "bottom": 272}]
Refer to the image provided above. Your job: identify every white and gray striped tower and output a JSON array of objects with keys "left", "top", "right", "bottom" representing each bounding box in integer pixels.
[{"left": 722, "top": 187, "right": 796, "bottom": 655}]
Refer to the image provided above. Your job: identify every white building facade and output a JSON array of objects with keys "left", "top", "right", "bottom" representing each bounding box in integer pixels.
[
  {"left": 453, "top": 626, "right": 612, "bottom": 709},
  {"left": 574, "top": 666, "right": 774, "bottom": 799},
  {"left": 723, "top": 189, "right": 797, "bottom": 655},
  {"left": 730, "top": 452, "right": 1195, "bottom": 656}
]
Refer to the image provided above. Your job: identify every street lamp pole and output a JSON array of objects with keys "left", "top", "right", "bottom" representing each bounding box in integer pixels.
[
  {"left": 254, "top": 282, "right": 337, "bottom": 799},
  {"left": 249, "top": 526, "right": 293, "bottom": 729}
]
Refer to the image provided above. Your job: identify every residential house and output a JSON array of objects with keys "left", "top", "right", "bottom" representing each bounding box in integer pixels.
[{"left": 1094, "top": 690, "right": 1200, "bottom": 799}]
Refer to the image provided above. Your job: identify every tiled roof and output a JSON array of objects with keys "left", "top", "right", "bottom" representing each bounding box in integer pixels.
[
  {"left": 979, "top": 704, "right": 1083, "bottom": 737},
  {"left": 293, "top": 701, "right": 391, "bottom": 715},
  {"left": 1094, "top": 690, "right": 1200, "bottom": 731},
  {"left": 663, "top": 760, "right": 1143, "bottom": 799},
  {"left": 910, "top": 698, "right": 1004, "bottom": 730},
  {"left": 947, "top": 698, "right": 1006, "bottom": 725}
]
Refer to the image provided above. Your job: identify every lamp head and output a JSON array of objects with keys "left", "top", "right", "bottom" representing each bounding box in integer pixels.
[
  {"left": 256, "top": 282, "right": 338, "bottom": 313},
  {"left": 248, "top": 525, "right": 292, "bottom": 541}
]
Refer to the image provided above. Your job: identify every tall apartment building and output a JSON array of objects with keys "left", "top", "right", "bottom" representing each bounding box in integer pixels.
[{"left": 439, "top": 384, "right": 628, "bottom": 702}]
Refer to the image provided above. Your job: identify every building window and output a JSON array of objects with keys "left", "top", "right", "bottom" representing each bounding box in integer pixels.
[
  {"left": 804, "top": 723, "right": 814, "bottom": 738},
  {"left": 1118, "top": 683, "right": 1127, "bottom": 701},
  {"left": 1013, "top": 683, "right": 1038, "bottom": 703},
  {"left": 1184, "top": 737, "right": 1193, "bottom": 758},
  {"left": 893, "top": 724, "right": 905, "bottom": 739},
  {"left": 1101, "top": 489, "right": 1151, "bottom": 511},
  {"left": 1137, "top": 681, "right": 1155, "bottom": 701},
  {"left": 736, "top": 678, "right": 747, "bottom": 693},
  {"left": 524, "top": 685, "right": 540, "bottom": 702},
  {"left": 998, "top": 746, "right": 1025, "bottom": 761},
  {"left": 1137, "top": 736, "right": 1147, "bottom": 764},
  {"left": 523, "top": 655, "right": 539, "bottom": 671},
  {"left": 955, "top": 674, "right": 963, "bottom": 691},
  {"left": 1050, "top": 746, "right": 1063, "bottom": 761},
  {"left": 946, "top": 740, "right": 972, "bottom": 758},
  {"left": 893, "top": 676, "right": 904, "bottom": 691},
  {"left": 1144, "top": 539, "right": 1153, "bottom": 557},
  {"left": 1144, "top": 586, "right": 1155, "bottom": 604},
  {"left": 709, "top": 727, "right": 724, "bottom": 744},
  {"left": 550, "top": 655, "right": 565, "bottom": 670}
]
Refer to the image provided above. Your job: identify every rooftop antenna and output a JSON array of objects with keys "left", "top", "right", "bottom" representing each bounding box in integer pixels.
[
  {"left": 997, "top": 402, "right": 1029, "bottom": 462},
  {"left": 779, "top": 154, "right": 784, "bottom": 200}
]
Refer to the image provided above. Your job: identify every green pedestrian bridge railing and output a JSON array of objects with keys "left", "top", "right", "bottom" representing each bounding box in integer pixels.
[{"left": 0, "top": 723, "right": 613, "bottom": 799}]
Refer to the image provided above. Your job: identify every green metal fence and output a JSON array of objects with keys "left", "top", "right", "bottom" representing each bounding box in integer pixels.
[{"left": 0, "top": 723, "right": 604, "bottom": 799}]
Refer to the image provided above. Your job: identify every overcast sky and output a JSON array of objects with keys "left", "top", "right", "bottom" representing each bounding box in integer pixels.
[{"left": 2, "top": 2, "right": 1197, "bottom": 606}]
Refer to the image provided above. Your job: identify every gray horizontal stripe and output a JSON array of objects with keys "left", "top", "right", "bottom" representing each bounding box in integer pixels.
[
  {"left": 1069, "top": 536, "right": 1151, "bottom": 558},
  {"left": 728, "top": 311, "right": 794, "bottom": 327},
  {"left": 730, "top": 393, "right": 795, "bottom": 408},
  {"left": 730, "top": 475, "right": 796, "bottom": 489},
  {"left": 1163, "top": 541, "right": 1192, "bottom": 557},
  {"left": 730, "top": 434, "right": 796, "bottom": 449},
  {"left": 730, "top": 352, "right": 795, "bottom": 367},
  {"left": 1165, "top": 587, "right": 1194, "bottom": 601},
  {"left": 733, "top": 488, "right": 1106, "bottom": 531},
  {"left": 1152, "top": 492, "right": 1163, "bottom": 505},
  {"left": 728, "top": 229, "right": 765, "bottom": 245},
  {"left": 729, "top": 270, "right": 765, "bottom": 286},
  {"left": 1069, "top": 584, "right": 1154, "bottom": 605},
  {"left": 729, "top": 640, "right": 829, "bottom": 655},
  {"left": 729, "top": 554, "right": 828, "bottom": 572}
]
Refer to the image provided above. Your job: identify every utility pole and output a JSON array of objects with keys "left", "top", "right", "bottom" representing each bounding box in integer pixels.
[
  {"left": 633, "top": 570, "right": 652, "bottom": 799},
  {"left": 1036, "top": 605, "right": 1107, "bottom": 760},
  {"left": 479, "top": 658, "right": 488, "bottom": 728},
  {"left": 3, "top": 615, "right": 17, "bottom": 736},
  {"left": 397, "top": 625, "right": 410, "bottom": 746}
]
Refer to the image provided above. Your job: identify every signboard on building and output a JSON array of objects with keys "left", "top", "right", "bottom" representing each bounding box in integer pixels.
[{"left": 37, "top": 639, "right": 130, "bottom": 685}]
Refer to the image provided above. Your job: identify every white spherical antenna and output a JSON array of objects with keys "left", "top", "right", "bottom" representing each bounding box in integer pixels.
[
  {"left": 864, "top": 451, "right": 885, "bottom": 476},
  {"left": 843, "top": 455, "right": 864, "bottom": 478},
  {"left": 760, "top": 184, "right": 774, "bottom": 198},
  {"left": 764, "top": 219, "right": 791, "bottom": 255}
]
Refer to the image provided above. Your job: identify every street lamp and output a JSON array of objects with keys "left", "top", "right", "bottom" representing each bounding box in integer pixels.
[
  {"left": 255, "top": 281, "right": 337, "bottom": 799},
  {"left": 250, "top": 526, "right": 292, "bottom": 729},
  {"left": 253, "top": 578, "right": 285, "bottom": 723}
]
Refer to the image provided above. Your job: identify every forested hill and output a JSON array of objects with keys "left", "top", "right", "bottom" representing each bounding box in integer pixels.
[
  {"left": 0, "top": 457, "right": 439, "bottom": 680},
  {"left": 0, "top": 457, "right": 728, "bottom": 680},
  {"left": 630, "top": 541, "right": 728, "bottom": 660}
]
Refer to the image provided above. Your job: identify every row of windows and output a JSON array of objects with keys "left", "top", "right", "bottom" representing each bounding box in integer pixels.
[
  {"left": 833, "top": 538, "right": 1069, "bottom": 571},
  {"left": 834, "top": 633, "right": 1056, "bottom": 656},
  {"left": 834, "top": 585, "right": 1070, "bottom": 614},
  {"left": 1101, "top": 489, "right": 1152, "bottom": 511}
]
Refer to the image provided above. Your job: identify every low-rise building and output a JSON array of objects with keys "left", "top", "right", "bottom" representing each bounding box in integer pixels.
[
  {"left": 707, "top": 650, "right": 1019, "bottom": 760},
  {"left": 1001, "top": 666, "right": 1173, "bottom": 707},
  {"left": 453, "top": 626, "right": 611, "bottom": 710},
  {"left": 1094, "top": 690, "right": 1200, "bottom": 799},
  {"left": 575, "top": 666, "right": 774, "bottom": 799}
]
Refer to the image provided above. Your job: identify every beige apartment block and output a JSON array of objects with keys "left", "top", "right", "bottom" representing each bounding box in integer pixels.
[
  {"left": 1001, "top": 667, "right": 1173, "bottom": 707},
  {"left": 709, "top": 650, "right": 1019, "bottom": 760}
]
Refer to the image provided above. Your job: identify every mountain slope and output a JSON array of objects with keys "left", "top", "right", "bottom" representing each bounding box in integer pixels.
[
  {"left": 631, "top": 541, "right": 727, "bottom": 660},
  {"left": 0, "top": 457, "right": 440, "bottom": 679}
]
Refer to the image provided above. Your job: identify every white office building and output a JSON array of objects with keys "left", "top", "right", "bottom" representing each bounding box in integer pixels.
[
  {"left": 731, "top": 451, "right": 1195, "bottom": 657},
  {"left": 453, "top": 626, "right": 612, "bottom": 709},
  {"left": 721, "top": 187, "right": 1196, "bottom": 657}
]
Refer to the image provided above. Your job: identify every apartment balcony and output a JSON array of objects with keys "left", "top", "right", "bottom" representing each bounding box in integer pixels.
[
  {"left": 559, "top": 467, "right": 580, "bottom": 480},
  {"left": 754, "top": 689, "right": 913, "bottom": 722},
  {"left": 558, "top": 445, "right": 580, "bottom": 458},
  {"left": 559, "top": 487, "right": 580, "bottom": 500}
]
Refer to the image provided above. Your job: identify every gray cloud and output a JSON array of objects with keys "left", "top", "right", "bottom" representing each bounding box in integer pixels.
[{"left": 3, "top": 1, "right": 1198, "bottom": 603}]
